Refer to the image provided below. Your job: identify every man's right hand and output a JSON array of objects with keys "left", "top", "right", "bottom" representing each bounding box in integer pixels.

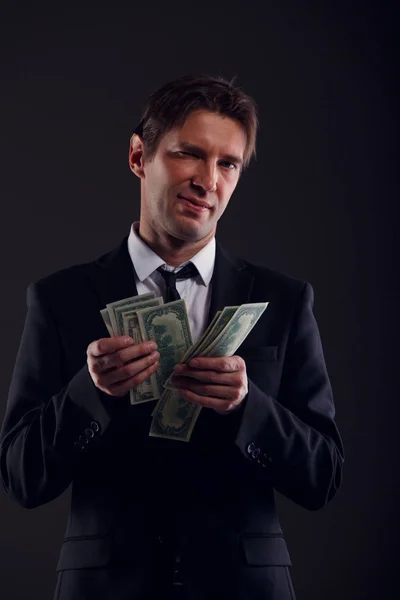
[{"left": 87, "top": 336, "right": 159, "bottom": 397}]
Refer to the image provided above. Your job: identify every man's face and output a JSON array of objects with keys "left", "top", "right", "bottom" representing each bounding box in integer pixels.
[{"left": 135, "top": 110, "right": 247, "bottom": 243}]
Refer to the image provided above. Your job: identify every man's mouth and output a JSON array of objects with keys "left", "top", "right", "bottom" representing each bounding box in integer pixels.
[{"left": 177, "top": 194, "right": 211, "bottom": 210}]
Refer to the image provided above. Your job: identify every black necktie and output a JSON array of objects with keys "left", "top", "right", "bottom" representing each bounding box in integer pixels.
[{"left": 157, "top": 263, "right": 198, "bottom": 302}]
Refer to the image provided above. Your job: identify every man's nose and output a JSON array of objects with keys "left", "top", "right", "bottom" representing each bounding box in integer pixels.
[{"left": 191, "top": 163, "right": 217, "bottom": 193}]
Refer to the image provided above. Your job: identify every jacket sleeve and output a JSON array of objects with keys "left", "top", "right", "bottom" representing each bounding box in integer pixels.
[
  {"left": 234, "top": 282, "right": 345, "bottom": 510},
  {"left": 0, "top": 281, "right": 116, "bottom": 509}
]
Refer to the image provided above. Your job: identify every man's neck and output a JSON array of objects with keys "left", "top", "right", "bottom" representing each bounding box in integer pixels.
[{"left": 137, "top": 222, "right": 214, "bottom": 267}]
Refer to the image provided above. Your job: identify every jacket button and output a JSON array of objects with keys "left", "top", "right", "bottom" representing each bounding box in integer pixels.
[
  {"left": 252, "top": 448, "right": 261, "bottom": 459},
  {"left": 247, "top": 443, "right": 255, "bottom": 454},
  {"left": 85, "top": 428, "right": 94, "bottom": 439},
  {"left": 73, "top": 442, "right": 85, "bottom": 451},
  {"left": 91, "top": 421, "right": 100, "bottom": 433}
]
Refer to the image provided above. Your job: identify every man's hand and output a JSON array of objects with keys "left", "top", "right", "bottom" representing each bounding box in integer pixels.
[
  {"left": 171, "top": 356, "right": 248, "bottom": 415},
  {"left": 87, "top": 336, "right": 159, "bottom": 397}
]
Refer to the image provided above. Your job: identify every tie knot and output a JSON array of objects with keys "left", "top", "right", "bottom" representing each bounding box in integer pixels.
[
  {"left": 157, "top": 262, "right": 198, "bottom": 283},
  {"left": 156, "top": 262, "right": 198, "bottom": 302}
]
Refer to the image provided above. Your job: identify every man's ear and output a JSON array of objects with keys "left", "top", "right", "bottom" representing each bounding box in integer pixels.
[{"left": 129, "top": 134, "right": 145, "bottom": 178}]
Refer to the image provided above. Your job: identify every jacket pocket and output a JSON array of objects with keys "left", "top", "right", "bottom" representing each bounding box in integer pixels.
[
  {"left": 241, "top": 534, "right": 292, "bottom": 566},
  {"left": 56, "top": 537, "right": 111, "bottom": 571}
]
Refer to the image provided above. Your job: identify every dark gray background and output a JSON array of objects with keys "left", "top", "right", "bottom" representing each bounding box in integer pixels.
[{"left": 0, "top": 2, "right": 398, "bottom": 599}]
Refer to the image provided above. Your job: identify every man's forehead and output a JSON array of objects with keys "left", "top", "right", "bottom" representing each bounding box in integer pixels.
[{"left": 178, "top": 110, "right": 243, "bottom": 134}]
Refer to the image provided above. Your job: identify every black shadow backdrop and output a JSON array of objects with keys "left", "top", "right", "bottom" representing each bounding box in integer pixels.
[{"left": 0, "top": 3, "right": 398, "bottom": 600}]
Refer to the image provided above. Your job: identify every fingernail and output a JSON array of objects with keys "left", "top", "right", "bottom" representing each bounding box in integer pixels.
[
  {"left": 148, "top": 342, "right": 157, "bottom": 350},
  {"left": 190, "top": 359, "right": 199, "bottom": 367},
  {"left": 174, "top": 364, "right": 183, "bottom": 372}
]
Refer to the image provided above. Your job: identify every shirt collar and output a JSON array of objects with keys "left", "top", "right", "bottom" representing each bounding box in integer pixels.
[{"left": 127, "top": 221, "right": 215, "bottom": 286}]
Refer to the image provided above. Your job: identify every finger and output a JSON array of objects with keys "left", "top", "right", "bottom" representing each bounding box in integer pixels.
[
  {"left": 100, "top": 351, "right": 159, "bottom": 387},
  {"left": 118, "top": 340, "right": 158, "bottom": 364},
  {"left": 107, "top": 360, "right": 160, "bottom": 397},
  {"left": 179, "top": 388, "right": 238, "bottom": 413},
  {"left": 172, "top": 377, "right": 237, "bottom": 400},
  {"left": 88, "top": 336, "right": 134, "bottom": 358},
  {"left": 172, "top": 368, "right": 242, "bottom": 386},
  {"left": 92, "top": 341, "right": 157, "bottom": 374},
  {"left": 187, "top": 356, "right": 245, "bottom": 372}
]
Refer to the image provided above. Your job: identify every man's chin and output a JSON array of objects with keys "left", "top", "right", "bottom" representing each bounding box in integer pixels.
[{"left": 168, "top": 220, "right": 214, "bottom": 243}]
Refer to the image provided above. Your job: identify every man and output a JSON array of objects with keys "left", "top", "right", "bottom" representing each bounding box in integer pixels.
[{"left": 0, "top": 74, "right": 344, "bottom": 600}]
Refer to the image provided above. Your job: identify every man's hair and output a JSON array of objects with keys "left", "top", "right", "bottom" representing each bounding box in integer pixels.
[{"left": 133, "top": 73, "right": 258, "bottom": 169}]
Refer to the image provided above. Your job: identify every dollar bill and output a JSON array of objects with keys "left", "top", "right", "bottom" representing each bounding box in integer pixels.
[
  {"left": 102, "top": 293, "right": 270, "bottom": 442},
  {"left": 203, "top": 302, "right": 269, "bottom": 358},
  {"left": 162, "top": 306, "right": 239, "bottom": 391},
  {"left": 100, "top": 293, "right": 162, "bottom": 404},
  {"left": 181, "top": 310, "right": 222, "bottom": 359},
  {"left": 118, "top": 298, "right": 164, "bottom": 405},
  {"left": 194, "top": 306, "right": 239, "bottom": 355},
  {"left": 122, "top": 313, "right": 155, "bottom": 404},
  {"left": 136, "top": 299, "right": 193, "bottom": 399},
  {"left": 152, "top": 302, "right": 269, "bottom": 441},
  {"left": 114, "top": 297, "right": 163, "bottom": 337},
  {"left": 149, "top": 389, "right": 202, "bottom": 442},
  {"left": 106, "top": 292, "right": 156, "bottom": 335},
  {"left": 162, "top": 310, "right": 222, "bottom": 390},
  {"left": 100, "top": 294, "right": 160, "bottom": 338}
]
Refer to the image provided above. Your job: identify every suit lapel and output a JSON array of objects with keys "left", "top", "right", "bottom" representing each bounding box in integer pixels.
[
  {"left": 89, "top": 235, "right": 138, "bottom": 311},
  {"left": 208, "top": 240, "right": 255, "bottom": 326}
]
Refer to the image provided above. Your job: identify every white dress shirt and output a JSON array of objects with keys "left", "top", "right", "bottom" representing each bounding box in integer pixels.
[{"left": 127, "top": 222, "right": 215, "bottom": 344}]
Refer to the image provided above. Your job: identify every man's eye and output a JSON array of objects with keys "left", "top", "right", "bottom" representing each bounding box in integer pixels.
[
  {"left": 220, "top": 161, "right": 236, "bottom": 170},
  {"left": 179, "top": 151, "right": 197, "bottom": 158},
  {"left": 177, "top": 153, "right": 235, "bottom": 170}
]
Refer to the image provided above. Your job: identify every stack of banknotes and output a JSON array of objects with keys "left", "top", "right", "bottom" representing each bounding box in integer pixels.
[{"left": 100, "top": 293, "right": 268, "bottom": 442}]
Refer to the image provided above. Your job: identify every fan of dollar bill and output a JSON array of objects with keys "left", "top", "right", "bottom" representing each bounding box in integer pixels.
[{"left": 100, "top": 293, "right": 269, "bottom": 442}]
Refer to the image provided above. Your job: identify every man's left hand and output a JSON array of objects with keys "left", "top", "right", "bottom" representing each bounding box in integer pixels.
[{"left": 171, "top": 356, "right": 248, "bottom": 415}]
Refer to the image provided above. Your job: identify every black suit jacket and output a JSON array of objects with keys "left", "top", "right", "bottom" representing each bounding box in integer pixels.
[{"left": 0, "top": 236, "right": 344, "bottom": 600}]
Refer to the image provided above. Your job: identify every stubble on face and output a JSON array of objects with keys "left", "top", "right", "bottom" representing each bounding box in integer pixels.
[{"left": 139, "top": 110, "right": 246, "bottom": 263}]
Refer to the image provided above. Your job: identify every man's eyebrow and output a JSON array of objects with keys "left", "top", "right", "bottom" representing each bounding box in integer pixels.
[{"left": 178, "top": 142, "right": 243, "bottom": 166}]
